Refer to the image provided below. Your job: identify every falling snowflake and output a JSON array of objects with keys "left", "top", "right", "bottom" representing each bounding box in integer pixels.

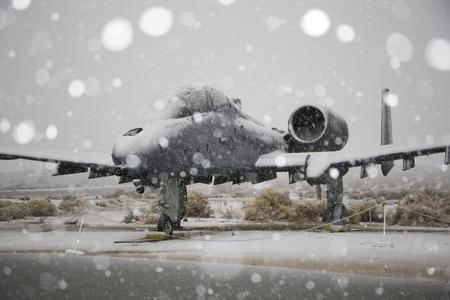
[
  {"left": 251, "top": 273, "right": 261, "bottom": 283},
  {"left": 336, "top": 24, "right": 355, "bottom": 42},
  {"left": 425, "top": 39, "right": 450, "bottom": 71},
  {"left": 0, "top": 119, "right": 11, "bottom": 133},
  {"left": 101, "top": 18, "right": 133, "bottom": 51},
  {"left": 218, "top": 0, "right": 235, "bottom": 6},
  {"left": 385, "top": 32, "right": 413, "bottom": 64},
  {"left": 45, "top": 124, "right": 58, "bottom": 140},
  {"left": 300, "top": 9, "right": 330, "bottom": 37},
  {"left": 68, "top": 79, "right": 86, "bottom": 98},
  {"left": 12, "top": 0, "right": 32, "bottom": 11},
  {"left": 140, "top": 7, "right": 174, "bottom": 37},
  {"left": 13, "top": 121, "right": 35, "bottom": 144}
]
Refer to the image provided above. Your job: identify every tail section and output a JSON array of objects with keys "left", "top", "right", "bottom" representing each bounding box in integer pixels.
[{"left": 380, "top": 88, "right": 394, "bottom": 175}]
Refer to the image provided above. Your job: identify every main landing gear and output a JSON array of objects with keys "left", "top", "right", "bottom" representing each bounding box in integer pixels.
[
  {"left": 156, "top": 178, "right": 187, "bottom": 235},
  {"left": 325, "top": 176, "right": 347, "bottom": 225}
]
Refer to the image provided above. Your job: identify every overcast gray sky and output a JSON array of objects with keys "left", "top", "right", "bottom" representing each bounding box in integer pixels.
[{"left": 0, "top": 0, "right": 449, "bottom": 173}]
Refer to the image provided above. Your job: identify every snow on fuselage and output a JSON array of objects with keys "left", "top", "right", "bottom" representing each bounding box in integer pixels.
[{"left": 111, "top": 85, "right": 286, "bottom": 186}]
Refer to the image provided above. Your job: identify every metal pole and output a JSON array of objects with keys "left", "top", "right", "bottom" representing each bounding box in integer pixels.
[
  {"left": 383, "top": 204, "right": 386, "bottom": 236},
  {"left": 75, "top": 214, "right": 84, "bottom": 250}
]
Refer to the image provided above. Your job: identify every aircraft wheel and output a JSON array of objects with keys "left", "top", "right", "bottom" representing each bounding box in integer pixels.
[{"left": 157, "top": 213, "right": 173, "bottom": 235}]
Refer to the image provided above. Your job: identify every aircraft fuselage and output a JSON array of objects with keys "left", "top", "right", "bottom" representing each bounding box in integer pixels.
[{"left": 112, "top": 104, "right": 286, "bottom": 187}]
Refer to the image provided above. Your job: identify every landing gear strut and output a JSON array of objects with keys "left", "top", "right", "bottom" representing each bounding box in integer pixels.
[
  {"left": 325, "top": 176, "right": 347, "bottom": 225},
  {"left": 156, "top": 178, "right": 187, "bottom": 235}
]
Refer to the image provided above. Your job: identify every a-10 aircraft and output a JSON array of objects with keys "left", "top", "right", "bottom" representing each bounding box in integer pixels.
[{"left": 1, "top": 84, "right": 449, "bottom": 234}]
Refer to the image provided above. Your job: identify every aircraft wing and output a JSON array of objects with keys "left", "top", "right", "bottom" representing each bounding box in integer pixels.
[
  {"left": 0, "top": 146, "right": 120, "bottom": 178},
  {"left": 255, "top": 143, "right": 450, "bottom": 179}
]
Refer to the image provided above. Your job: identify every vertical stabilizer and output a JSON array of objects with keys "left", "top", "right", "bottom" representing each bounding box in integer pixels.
[{"left": 381, "top": 88, "right": 394, "bottom": 175}]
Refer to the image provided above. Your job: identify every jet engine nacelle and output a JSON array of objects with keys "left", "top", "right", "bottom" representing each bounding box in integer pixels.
[{"left": 287, "top": 105, "right": 348, "bottom": 152}]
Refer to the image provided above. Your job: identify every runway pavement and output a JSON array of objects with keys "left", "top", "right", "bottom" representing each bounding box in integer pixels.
[{"left": 0, "top": 253, "right": 448, "bottom": 299}]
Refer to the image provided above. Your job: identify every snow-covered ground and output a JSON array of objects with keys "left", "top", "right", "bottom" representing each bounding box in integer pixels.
[{"left": 0, "top": 229, "right": 449, "bottom": 282}]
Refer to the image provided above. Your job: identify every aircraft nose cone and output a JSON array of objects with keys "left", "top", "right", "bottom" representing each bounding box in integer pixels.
[{"left": 112, "top": 138, "right": 142, "bottom": 168}]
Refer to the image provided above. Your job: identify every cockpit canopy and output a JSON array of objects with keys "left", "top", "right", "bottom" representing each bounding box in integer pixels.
[
  {"left": 158, "top": 85, "right": 231, "bottom": 119},
  {"left": 123, "top": 128, "right": 142, "bottom": 136}
]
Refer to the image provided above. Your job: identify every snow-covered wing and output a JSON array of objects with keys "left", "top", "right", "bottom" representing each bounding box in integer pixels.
[
  {"left": 0, "top": 146, "right": 118, "bottom": 177},
  {"left": 256, "top": 143, "right": 450, "bottom": 178}
]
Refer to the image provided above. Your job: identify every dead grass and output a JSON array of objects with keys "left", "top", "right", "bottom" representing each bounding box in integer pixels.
[
  {"left": 221, "top": 207, "right": 234, "bottom": 219},
  {"left": 140, "top": 203, "right": 159, "bottom": 224},
  {"left": 58, "top": 195, "right": 83, "bottom": 213},
  {"left": 390, "top": 194, "right": 450, "bottom": 227},
  {"left": 0, "top": 199, "right": 56, "bottom": 222},
  {"left": 187, "top": 192, "right": 213, "bottom": 218},
  {"left": 244, "top": 189, "right": 291, "bottom": 222},
  {"left": 347, "top": 199, "right": 384, "bottom": 224},
  {"left": 28, "top": 199, "right": 56, "bottom": 218},
  {"left": 0, "top": 202, "right": 30, "bottom": 221},
  {"left": 287, "top": 202, "right": 327, "bottom": 223},
  {"left": 244, "top": 189, "right": 326, "bottom": 223}
]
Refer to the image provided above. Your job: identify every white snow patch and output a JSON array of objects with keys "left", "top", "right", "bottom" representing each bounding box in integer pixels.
[
  {"left": 3, "top": 267, "right": 11, "bottom": 275},
  {"left": 329, "top": 167, "right": 340, "bottom": 179},
  {"left": 35, "top": 68, "right": 50, "bottom": 86},
  {"left": 58, "top": 279, "right": 67, "bottom": 290},
  {"left": 266, "top": 16, "right": 285, "bottom": 32},
  {"left": 179, "top": 11, "right": 196, "bottom": 27},
  {"left": 383, "top": 92, "right": 399, "bottom": 107},
  {"left": 45, "top": 60, "right": 53, "bottom": 69},
  {"left": 189, "top": 167, "right": 198, "bottom": 175},
  {"left": 337, "top": 276, "right": 349, "bottom": 288},
  {"left": 101, "top": 18, "right": 133, "bottom": 51},
  {"left": 366, "top": 163, "right": 378, "bottom": 178},
  {"left": 140, "top": 7, "right": 173, "bottom": 37},
  {"left": 0, "top": 118, "right": 11, "bottom": 133},
  {"left": 306, "top": 280, "right": 315, "bottom": 290},
  {"left": 125, "top": 153, "right": 141, "bottom": 168},
  {"left": 193, "top": 112, "right": 203, "bottom": 123},
  {"left": 300, "top": 9, "right": 330, "bottom": 37},
  {"left": 50, "top": 12, "right": 60, "bottom": 22},
  {"left": 45, "top": 124, "right": 58, "bottom": 140},
  {"left": 237, "top": 64, "right": 246, "bottom": 72},
  {"left": 154, "top": 99, "right": 165, "bottom": 111},
  {"left": 251, "top": 273, "right": 261, "bottom": 283},
  {"left": 196, "top": 285, "right": 206, "bottom": 296},
  {"left": 425, "top": 39, "right": 450, "bottom": 71},
  {"left": 336, "top": 24, "right": 355, "bottom": 42},
  {"left": 12, "top": 0, "right": 31, "bottom": 11},
  {"left": 13, "top": 121, "right": 35, "bottom": 144},
  {"left": 385, "top": 32, "right": 413, "bottom": 63},
  {"left": 275, "top": 154, "right": 287, "bottom": 167},
  {"left": 158, "top": 136, "right": 169, "bottom": 148},
  {"left": 375, "top": 286, "right": 384, "bottom": 295},
  {"left": 218, "top": 0, "right": 235, "bottom": 6},
  {"left": 112, "top": 78, "right": 122, "bottom": 88},
  {"left": 68, "top": 79, "right": 86, "bottom": 98}
]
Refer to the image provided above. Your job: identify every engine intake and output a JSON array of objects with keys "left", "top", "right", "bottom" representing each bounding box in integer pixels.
[{"left": 288, "top": 105, "right": 348, "bottom": 152}]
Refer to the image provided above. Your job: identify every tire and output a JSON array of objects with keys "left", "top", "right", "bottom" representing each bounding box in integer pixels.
[{"left": 157, "top": 213, "right": 173, "bottom": 235}]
